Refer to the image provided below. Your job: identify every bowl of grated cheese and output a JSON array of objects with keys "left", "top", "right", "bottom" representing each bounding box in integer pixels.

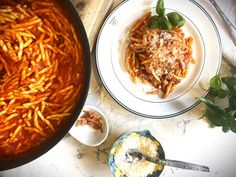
[{"left": 109, "top": 130, "right": 165, "bottom": 177}]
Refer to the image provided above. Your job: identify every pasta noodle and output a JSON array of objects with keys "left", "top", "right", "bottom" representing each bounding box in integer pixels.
[
  {"left": 0, "top": 0, "right": 85, "bottom": 157},
  {"left": 126, "top": 12, "right": 194, "bottom": 98}
]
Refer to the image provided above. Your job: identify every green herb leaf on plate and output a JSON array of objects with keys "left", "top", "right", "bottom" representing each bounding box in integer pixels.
[
  {"left": 149, "top": 16, "right": 172, "bottom": 30},
  {"left": 166, "top": 12, "right": 185, "bottom": 28},
  {"left": 156, "top": 16, "right": 172, "bottom": 30},
  {"left": 150, "top": 0, "right": 186, "bottom": 30},
  {"left": 156, "top": 0, "right": 165, "bottom": 17},
  {"left": 149, "top": 15, "right": 160, "bottom": 29}
]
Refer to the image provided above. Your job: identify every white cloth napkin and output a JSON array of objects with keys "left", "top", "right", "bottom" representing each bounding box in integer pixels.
[{"left": 196, "top": 0, "right": 236, "bottom": 67}]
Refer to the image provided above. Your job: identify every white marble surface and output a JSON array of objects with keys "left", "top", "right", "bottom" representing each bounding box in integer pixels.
[{"left": 1, "top": 0, "right": 236, "bottom": 177}]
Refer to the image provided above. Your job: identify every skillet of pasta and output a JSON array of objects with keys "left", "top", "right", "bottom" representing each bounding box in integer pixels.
[{"left": 0, "top": 0, "right": 90, "bottom": 165}]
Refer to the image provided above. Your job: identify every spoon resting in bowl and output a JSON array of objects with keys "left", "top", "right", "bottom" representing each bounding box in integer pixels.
[{"left": 125, "top": 149, "right": 209, "bottom": 172}]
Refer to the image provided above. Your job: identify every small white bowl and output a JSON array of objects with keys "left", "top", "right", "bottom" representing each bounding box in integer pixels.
[{"left": 69, "top": 105, "right": 109, "bottom": 146}]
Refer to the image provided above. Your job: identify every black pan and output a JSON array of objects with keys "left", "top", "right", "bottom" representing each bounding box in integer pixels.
[{"left": 0, "top": 0, "right": 91, "bottom": 170}]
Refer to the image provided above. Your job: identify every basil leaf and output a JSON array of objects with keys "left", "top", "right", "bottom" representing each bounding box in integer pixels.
[
  {"left": 222, "top": 121, "right": 230, "bottom": 133},
  {"left": 217, "top": 89, "right": 227, "bottom": 98},
  {"left": 208, "top": 75, "right": 227, "bottom": 98},
  {"left": 156, "top": 17, "right": 172, "bottom": 30},
  {"left": 210, "top": 75, "right": 221, "bottom": 90},
  {"left": 156, "top": 0, "right": 165, "bottom": 17},
  {"left": 228, "top": 110, "right": 236, "bottom": 132},
  {"left": 229, "top": 110, "right": 236, "bottom": 118},
  {"left": 206, "top": 110, "right": 230, "bottom": 133},
  {"left": 199, "top": 97, "right": 231, "bottom": 118},
  {"left": 149, "top": 16, "right": 172, "bottom": 30},
  {"left": 167, "top": 12, "right": 185, "bottom": 28},
  {"left": 208, "top": 89, "right": 218, "bottom": 97},
  {"left": 205, "top": 110, "right": 223, "bottom": 127},
  {"left": 230, "top": 119, "right": 236, "bottom": 133},
  {"left": 200, "top": 76, "right": 236, "bottom": 133},
  {"left": 150, "top": 0, "right": 186, "bottom": 30},
  {"left": 149, "top": 15, "right": 160, "bottom": 29},
  {"left": 222, "top": 77, "right": 236, "bottom": 97},
  {"left": 229, "top": 95, "right": 236, "bottom": 109}
]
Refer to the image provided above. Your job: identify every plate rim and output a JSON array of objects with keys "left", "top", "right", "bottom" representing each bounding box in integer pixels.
[{"left": 95, "top": 0, "right": 222, "bottom": 119}]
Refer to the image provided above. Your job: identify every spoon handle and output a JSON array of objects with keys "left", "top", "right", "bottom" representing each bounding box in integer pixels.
[
  {"left": 145, "top": 155, "right": 209, "bottom": 172},
  {"left": 126, "top": 149, "right": 210, "bottom": 172},
  {"left": 208, "top": 0, "right": 236, "bottom": 46},
  {"left": 157, "top": 158, "right": 209, "bottom": 172}
]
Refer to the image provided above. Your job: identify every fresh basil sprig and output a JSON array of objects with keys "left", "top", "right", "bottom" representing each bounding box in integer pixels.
[
  {"left": 156, "top": 0, "right": 165, "bottom": 17},
  {"left": 149, "top": 15, "right": 172, "bottom": 30},
  {"left": 199, "top": 75, "right": 236, "bottom": 133},
  {"left": 149, "top": 0, "right": 185, "bottom": 30},
  {"left": 167, "top": 12, "right": 185, "bottom": 28}
]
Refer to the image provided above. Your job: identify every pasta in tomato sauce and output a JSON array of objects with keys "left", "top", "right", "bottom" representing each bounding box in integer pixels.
[
  {"left": 126, "top": 12, "right": 194, "bottom": 98},
  {"left": 0, "top": 0, "right": 85, "bottom": 157}
]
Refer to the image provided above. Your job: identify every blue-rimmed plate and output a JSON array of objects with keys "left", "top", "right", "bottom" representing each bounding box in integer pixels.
[{"left": 95, "top": 0, "right": 221, "bottom": 118}]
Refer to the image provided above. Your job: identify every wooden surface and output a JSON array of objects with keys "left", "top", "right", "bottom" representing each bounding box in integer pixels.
[
  {"left": 71, "top": 0, "right": 113, "bottom": 51},
  {"left": 112, "top": 0, "right": 123, "bottom": 8}
]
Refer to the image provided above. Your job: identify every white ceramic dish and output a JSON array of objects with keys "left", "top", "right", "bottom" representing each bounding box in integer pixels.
[
  {"left": 96, "top": 0, "right": 222, "bottom": 118},
  {"left": 69, "top": 105, "right": 109, "bottom": 146}
]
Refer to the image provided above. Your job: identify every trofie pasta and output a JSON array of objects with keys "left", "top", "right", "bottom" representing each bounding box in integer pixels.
[
  {"left": 0, "top": 0, "right": 85, "bottom": 157},
  {"left": 126, "top": 12, "right": 194, "bottom": 98}
]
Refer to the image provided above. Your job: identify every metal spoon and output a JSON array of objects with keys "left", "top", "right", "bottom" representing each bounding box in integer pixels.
[
  {"left": 209, "top": 0, "right": 236, "bottom": 46},
  {"left": 125, "top": 149, "right": 209, "bottom": 172}
]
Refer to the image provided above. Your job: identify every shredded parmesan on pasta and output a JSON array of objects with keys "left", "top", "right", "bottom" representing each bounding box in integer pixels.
[{"left": 126, "top": 12, "right": 194, "bottom": 98}]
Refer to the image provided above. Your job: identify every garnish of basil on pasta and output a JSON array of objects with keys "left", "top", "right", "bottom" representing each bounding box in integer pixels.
[{"left": 149, "top": 0, "right": 185, "bottom": 29}]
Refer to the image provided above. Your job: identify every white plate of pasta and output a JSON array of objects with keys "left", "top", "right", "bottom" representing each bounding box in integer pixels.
[{"left": 96, "top": 0, "right": 221, "bottom": 118}]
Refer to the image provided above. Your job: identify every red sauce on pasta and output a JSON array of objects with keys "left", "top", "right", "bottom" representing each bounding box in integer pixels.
[
  {"left": 0, "top": 0, "right": 85, "bottom": 157},
  {"left": 126, "top": 12, "right": 194, "bottom": 98}
]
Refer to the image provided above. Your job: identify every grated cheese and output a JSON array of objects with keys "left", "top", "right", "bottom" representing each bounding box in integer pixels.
[{"left": 114, "top": 133, "right": 163, "bottom": 177}]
